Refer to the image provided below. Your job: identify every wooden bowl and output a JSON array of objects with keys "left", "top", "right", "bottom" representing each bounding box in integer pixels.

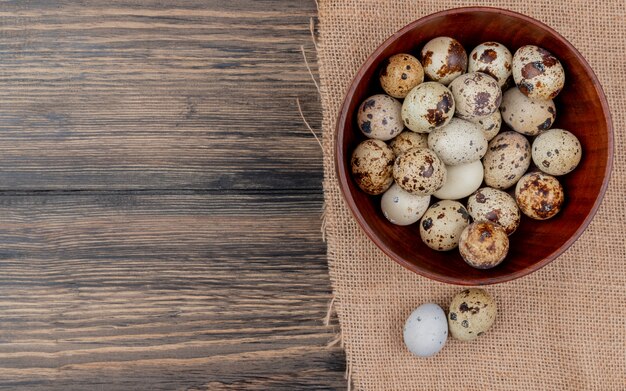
[{"left": 335, "top": 7, "right": 613, "bottom": 285}]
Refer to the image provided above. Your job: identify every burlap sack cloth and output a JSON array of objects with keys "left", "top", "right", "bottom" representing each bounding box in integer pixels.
[{"left": 317, "top": 1, "right": 625, "bottom": 389}]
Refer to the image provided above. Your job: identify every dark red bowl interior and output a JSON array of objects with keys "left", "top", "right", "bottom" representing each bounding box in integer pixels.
[{"left": 335, "top": 7, "right": 613, "bottom": 285}]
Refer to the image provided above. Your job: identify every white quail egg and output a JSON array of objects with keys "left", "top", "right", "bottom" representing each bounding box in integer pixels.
[
  {"left": 381, "top": 183, "right": 430, "bottom": 226},
  {"left": 403, "top": 303, "right": 448, "bottom": 357},
  {"left": 433, "top": 160, "right": 484, "bottom": 200}
]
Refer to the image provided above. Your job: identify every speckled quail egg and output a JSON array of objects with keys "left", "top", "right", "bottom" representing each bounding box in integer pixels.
[
  {"left": 380, "top": 53, "right": 425, "bottom": 98},
  {"left": 469, "top": 110, "right": 501, "bottom": 141},
  {"left": 427, "top": 117, "right": 488, "bottom": 166},
  {"left": 459, "top": 221, "right": 509, "bottom": 269},
  {"left": 393, "top": 148, "right": 446, "bottom": 196},
  {"left": 532, "top": 129, "right": 582, "bottom": 176},
  {"left": 389, "top": 131, "right": 428, "bottom": 156},
  {"left": 433, "top": 160, "right": 483, "bottom": 200},
  {"left": 420, "top": 37, "right": 468, "bottom": 85},
  {"left": 515, "top": 172, "right": 564, "bottom": 220},
  {"left": 419, "top": 200, "right": 471, "bottom": 251},
  {"left": 448, "top": 289, "right": 497, "bottom": 341},
  {"left": 512, "top": 45, "right": 565, "bottom": 100},
  {"left": 401, "top": 82, "right": 455, "bottom": 133},
  {"left": 468, "top": 42, "right": 513, "bottom": 88},
  {"left": 403, "top": 303, "right": 448, "bottom": 357},
  {"left": 356, "top": 94, "right": 404, "bottom": 141},
  {"left": 381, "top": 183, "right": 431, "bottom": 226},
  {"left": 448, "top": 72, "right": 502, "bottom": 120},
  {"left": 500, "top": 87, "right": 556, "bottom": 136},
  {"left": 467, "top": 187, "right": 521, "bottom": 235},
  {"left": 350, "top": 139, "right": 395, "bottom": 195},
  {"left": 482, "top": 131, "right": 531, "bottom": 189}
]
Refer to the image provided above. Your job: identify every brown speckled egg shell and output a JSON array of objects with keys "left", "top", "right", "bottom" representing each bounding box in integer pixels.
[
  {"left": 468, "top": 110, "right": 501, "bottom": 141},
  {"left": 420, "top": 37, "right": 468, "bottom": 85},
  {"left": 401, "top": 82, "right": 455, "bottom": 133},
  {"left": 393, "top": 147, "right": 446, "bottom": 196},
  {"left": 459, "top": 221, "right": 509, "bottom": 269},
  {"left": 515, "top": 172, "right": 564, "bottom": 220},
  {"left": 419, "top": 200, "right": 471, "bottom": 251},
  {"left": 357, "top": 94, "right": 404, "bottom": 141},
  {"left": 512, "top": 45, "right": 565, "bottom": 100},
  {"left": 380, "top": 53, "right": 424, "bottom": 98},
  {"left": 467, "top": 187, "right": 521, "bottom": 235},
  {"left": 449, "top": 72, "right": 502, "bottom": 120},
  {"left": 482, "top": 131, "right": 531, "bottom": 189},
  {"left": 448, "top": 288, "right": 497, "bottom": 341},
  {"left": 350, "top": 139, "right": 395, "bottom": 195},
  {"left": 468, "top": 42, "right": 513, "bottom": 87},
  {"left": 500, "top": 87, "right": 556, "bottom": 136},
  {"left": 532, "top": 129, "right": 582, "bottom": 176},
  {"left": 389, "top": 131, "right": 428, "bottom": 156}
]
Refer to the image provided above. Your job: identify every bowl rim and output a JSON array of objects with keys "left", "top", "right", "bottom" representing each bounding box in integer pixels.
[{"left": 334, "top": 6, "right": 614, "bottom": 285}]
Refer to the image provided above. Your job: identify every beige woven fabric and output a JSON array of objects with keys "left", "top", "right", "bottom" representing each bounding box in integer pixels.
[{"left": 318, "top": 1, "right": 625, "bottom": 390}]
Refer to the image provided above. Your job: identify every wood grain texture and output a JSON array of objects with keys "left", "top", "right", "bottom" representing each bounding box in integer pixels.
[
  {"left": 0, "top": 0, "right": 342, "bottom": 389},
  {"left": 0, "top": 0, "right": 322, "bottom": 191}
]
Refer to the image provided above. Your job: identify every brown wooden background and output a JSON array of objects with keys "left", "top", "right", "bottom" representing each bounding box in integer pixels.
[{"left": 0, "top": 1, "right": 346, "bottom": 389}]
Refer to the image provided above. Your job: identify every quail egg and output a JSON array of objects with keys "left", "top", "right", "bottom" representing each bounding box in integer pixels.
[
  {"left": 532, "top": 129, "right": 582, "bottom": 176},
  {"left": 469, "top": 110, "right": 501, "bottom": 141},
  {"left": 468, "top": 42, "right": 513, "bottom": 87},
  {"left": 500, "top": 87, "right": 556, "bottom": 136},
  {"left": 389, "top": 131, "right": 428, "bottom": 156},
  {"left": 515, "top": 172, "right": 565, "bottom": 220},
  {"left": 380, "top": 53, "right": 425, "bottom": 98},
  {"left": 403, "top": 303, "right": 448, "bottom": 357},
  {"left": 427, "top": 117, "right": 488, "bottom": 166},
  {"left": 433, "top": 160, "right": 484, "bottom": 200},
  {"left": 381, "top": 183, "right": 431, "bottom": 226},
  {"left": 356, "top": 94, "right": 404, "bottom": 141},
  {"left": 467, "top": 187, "right": 521, "bottom": 235},
  {"left": 482, "top": 131, "right": 531, "bottom": 189},
  {"left": 448, "top": 72, "right": 502, "bottom": 120},
  {"left": 448, "top": 289, "right": 497, "bottom": 341},
  {"left": 401, "top": 82, "right": 455, "bottom": 133},
  {"left": 512, "top": 45, "right": 565, "bottom": 100},
  {"left": 350, "top": 139, "right": 395, "bottom": 195},
  {"left": 419, "top": 200, "right": 471, "bottom": 251},
  {"left": 393, "top": 147, "right": 446, "bottom": 196},
  {"left": 459, "top": 221, "right": 509, "bottom": 269},
  {"left": 420, "top": 37, "right": 468, "bottom": 85}
]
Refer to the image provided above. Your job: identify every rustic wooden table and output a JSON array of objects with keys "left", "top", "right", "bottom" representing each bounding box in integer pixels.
[{"left": 0, "top": 1, "right": 345, "bottom": 389}]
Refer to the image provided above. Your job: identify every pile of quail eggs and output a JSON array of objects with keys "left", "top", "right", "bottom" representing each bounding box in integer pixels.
[
  {"left": 350, "top": 37, "right": 582, "bottom": 269},
  {"left": 404, "top": 289, "right": 496, "bottom": 357}
]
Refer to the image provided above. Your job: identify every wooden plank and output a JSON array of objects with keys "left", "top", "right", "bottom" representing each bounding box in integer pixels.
[
  {"left": 0, "top": 192, "right": 344, "bottom": 389},
  {"left": 0, "top": 0, "right": 322, "bottom": 191}
]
